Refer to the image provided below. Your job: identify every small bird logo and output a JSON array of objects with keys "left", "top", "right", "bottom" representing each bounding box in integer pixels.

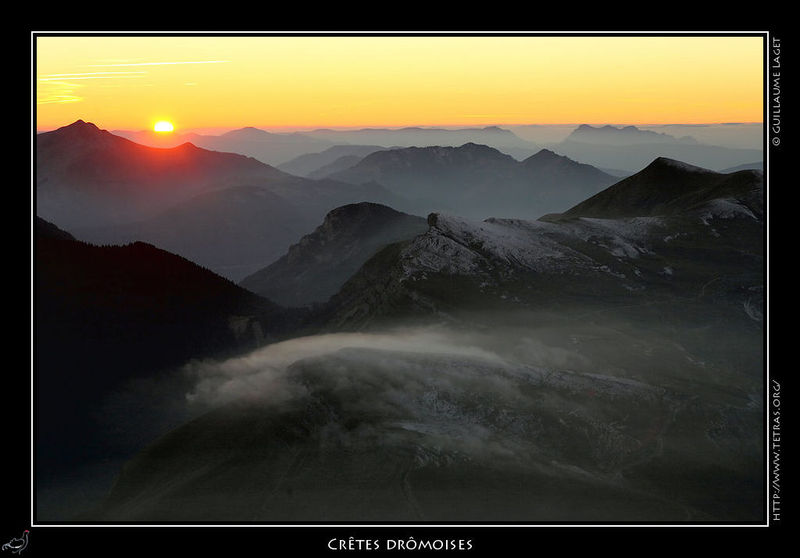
[{"left": 1, "top": 530, "right": 29, "bottom": 555}]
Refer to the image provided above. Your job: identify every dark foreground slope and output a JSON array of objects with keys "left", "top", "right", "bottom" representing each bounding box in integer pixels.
[
  {"left": 35, "top": 218, "right": 304, "bottom": 519},
  {"left": 92, "top": 158, "right": 765, "bottom": 523}
]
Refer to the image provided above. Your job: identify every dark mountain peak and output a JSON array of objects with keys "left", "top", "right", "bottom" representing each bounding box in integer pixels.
[
  {"left": 315, "top": 203, "right": 421, "bottom": 241},
  {"left": 525, "top": 148, "right": 564, "bottom": 161},
  {"left": 459, "top": 141, "right": 500, "bottom": 152},
  {"left": 452, "top": 143, "right": 515, "bottom": 161},
  {"left": 38, "top": 120, "right": 132, "bottom": 158},
  {"left": 174, "top": 141, "right": 200, "bottom": 151},
  {"left": 563, "top": 156, "right": 759, "bottom": 219},
  {"left": 322, "top": 202, "right": 408, "bottom": 229},
  {"left": 645, "top": 157, "right": 717, "bottom": 175},
  {"left": 51, "top": 119, "right": 106, "bottom": 138},
  {"left": 62, "top": 119, "right": 96, "bottom": 130}
]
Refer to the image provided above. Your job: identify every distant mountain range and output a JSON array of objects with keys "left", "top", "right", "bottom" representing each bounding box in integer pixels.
[
  {"left": 240, "top": 203, "right": 428, "bottom": 307},
  {"left": 113, "top": 125, "right": 541, "bottom": 166},
  {"left": 551, "top": 124, "right": 762, "bottom": 173},
  {"left": 104, "top": 122, "right": 764, "bottom": 176},
  {"left": 112, "top": 126, "right": 336, "bottom": 166},
  {"left": 277, "top": 145, "right": 391, "bottom": 177},
  {"left": 565, "top": 124, "right": 697, "bottom": 145},
  {"left": 327, "top": 143, "right": 617, "bottom": 219},
  {"left": 302, "top": 125, "right": 540, "bottom": 159}
]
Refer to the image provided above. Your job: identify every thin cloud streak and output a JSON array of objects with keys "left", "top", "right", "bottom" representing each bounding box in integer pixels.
[
  {"left": 37, "top": 96, "right": 82, "bottom": 105},
  {"left": 37, "top": 80, "right": 83, "bottom": 105},
  {"left": 86, "top": 60, "right": 230, "bottom": 67},
  {"left": 42, "top": 72, "right": 147, "bottom": 77},
  {"left": 38, "top": 76, "right": 146, "bottom": 82}
]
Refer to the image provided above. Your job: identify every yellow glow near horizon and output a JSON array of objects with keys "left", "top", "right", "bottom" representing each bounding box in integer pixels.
[
  {"left": 35, "top": 35, "right": 764, "bottom": 131},
  {"left": 153, "top": 120, "right": 174, "bottom": 132}
]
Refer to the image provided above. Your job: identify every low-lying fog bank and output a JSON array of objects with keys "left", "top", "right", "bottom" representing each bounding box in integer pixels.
[{"left": 80, "top": 305, "right": 762, "bottom": 523}]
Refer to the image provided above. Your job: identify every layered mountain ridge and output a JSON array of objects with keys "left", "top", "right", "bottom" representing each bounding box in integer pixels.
[
  {"left": 322, "top": 158, "right": 763, "bottom": 329},
  {"left": 39, "top": 120, "right": 405, "bottom": 280},
  {"left": 553, "top": 128, "right": 763, "bottom": 174},
  {"left": 565, "top": 124, "right": 698, "bottom": 145},
  {"left": 328, "top": 143, "right": 617, "bottom": 219}
]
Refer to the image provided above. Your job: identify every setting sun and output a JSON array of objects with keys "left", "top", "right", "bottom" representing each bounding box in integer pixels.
[{"left": 153, "top": 120, "right": 174, "bottom": 133}]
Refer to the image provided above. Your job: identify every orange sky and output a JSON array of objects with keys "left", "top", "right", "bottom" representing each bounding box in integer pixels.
[{"left": 35, "top": 34, "right": 765, "bottom": 132}]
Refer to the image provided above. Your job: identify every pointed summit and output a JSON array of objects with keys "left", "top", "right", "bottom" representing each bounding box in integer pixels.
[
  {"left": 563, "top": 156, "right": 761, "bottom": 219},
  {"left": 52, "top": 119, "right": 104, "bottom": 138},
  {"left": 62, "top": 119, "right": 90, "bottom": 128},
  {"left": 524, "top": 148, "right": 564, "bottom": 161},
  {"left": 37, "top": 120, "right": 121, "bottom": 158}
]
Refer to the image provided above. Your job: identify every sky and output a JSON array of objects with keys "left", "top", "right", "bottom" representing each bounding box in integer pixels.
[{"left": 35, "top": 34, "right": 765, "bottom": 133}]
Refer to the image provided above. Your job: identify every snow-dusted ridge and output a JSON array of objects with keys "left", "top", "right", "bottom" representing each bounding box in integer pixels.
[
  {"left": 401, "top": 213, "right": 584, "bottom": 276},
  {"left": 399, "top": 212, "right": 664, "bottom": 278}
]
